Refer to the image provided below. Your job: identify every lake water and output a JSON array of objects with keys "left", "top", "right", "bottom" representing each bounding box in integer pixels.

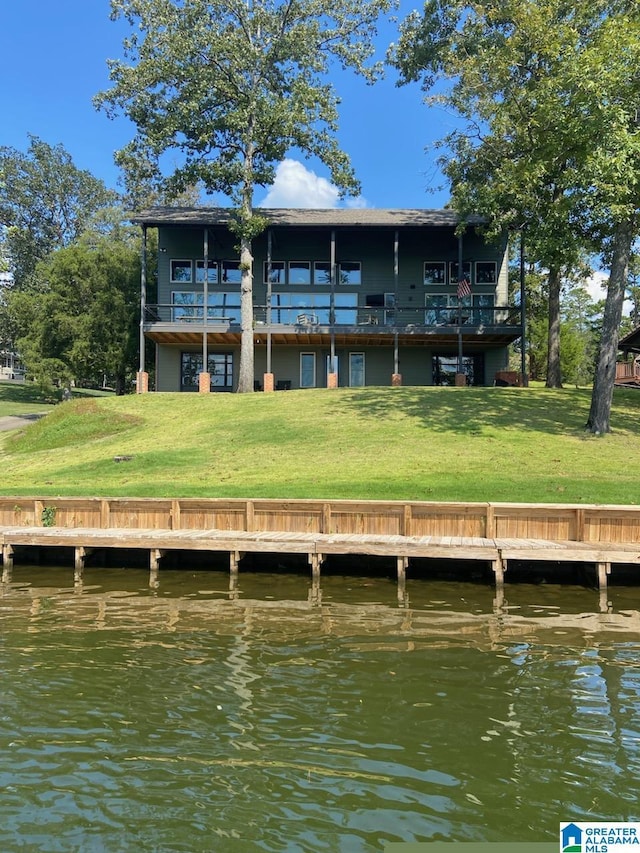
[{"left": 1, "top": 564, "right": 639, "bottom": 852}]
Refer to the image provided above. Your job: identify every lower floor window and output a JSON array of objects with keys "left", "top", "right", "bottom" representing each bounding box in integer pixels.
[
  {"left": 432, "top": 354, "right": 484, "bottom": 386},
  {"left": 181, "top": 352, "right": 233, "bottom": 391},
  {"left": 300, "top": 352, "right": 316, "bottom": 388}
]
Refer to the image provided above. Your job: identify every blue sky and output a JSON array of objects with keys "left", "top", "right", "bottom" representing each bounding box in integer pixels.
[{"left": 1, "top": 0, "right": 455, "bottom": 210}]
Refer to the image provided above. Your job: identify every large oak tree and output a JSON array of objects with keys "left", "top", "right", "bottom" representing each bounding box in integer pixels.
[
  {"left": 96, "top": 0, "right": 393, "bottom": 392},
  {"left": 391, "top": 0, "right": 640, "bottom": 430}
]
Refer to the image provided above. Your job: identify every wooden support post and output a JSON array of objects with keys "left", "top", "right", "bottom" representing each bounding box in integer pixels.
[
  {"left": 309, "top": 552, "right": 323, "bottom": 581},
  {"left": 403, "top": 505, "right": 412, "bottom": 537},
  {"left": 2, "top": 543, "right": 14, "bottom": 571},
  {"left": 171, "top": 500, "right": 181, "bottom": 530},
  {"left": 322, "top": 503, "right": 332, "bottom": 534},
  {"left": 596, "top": 562, "right": 611, "bottom": 594},
  {"left": 100, "top": 499, "right": 110, "bottom": 529},
  {"left": 397, "top": 556, "right": 409, "bottom": 605},
  {"left": 246, "top": 501, "right": 255, "bottom": 532},
  {"left": 397, "top": 556, "right": 408, "bottom": 584},
  {"left": 486, "top": 504, "right": 496, "bottom": 539},
  {"left": 492, "top": 554, "right": 506, "bottom": 588},
  {"left": 230, "top": 550, "right": 244, "bottom": 575},
  {"left": 150, "top": 549, "right": 165, "bottom": 571},
  {"left": 74, "top": 546, "right": 93, "bottom": 582}
]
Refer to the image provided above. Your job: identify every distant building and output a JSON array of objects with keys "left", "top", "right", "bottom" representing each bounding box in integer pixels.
[{"left": 132, "top": 207, "right": 522, "bottom": 392}]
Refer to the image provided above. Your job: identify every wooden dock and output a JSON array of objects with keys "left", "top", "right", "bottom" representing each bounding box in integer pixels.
[{"left": 1, "top": 497, "right": 640, "bottom": 596}]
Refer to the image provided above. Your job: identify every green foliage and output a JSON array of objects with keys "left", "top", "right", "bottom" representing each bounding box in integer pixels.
[
  {"left": 97, "top": 0, "right": 392, "bottom": 207},
  {"left": 391, "top": 0, "right": 640, "bottom": 427},
  {"left": 41, "top": 506, "right": 56, "bottom": 527},
  {"left": 11, "top": 237, "right": 141, "bottom": 392},
  {"left": 0, "top": 136, "right": 118, "bottom": 290},
  {"left": 96, "top": 0, "right": 394, "bottom": 389}
]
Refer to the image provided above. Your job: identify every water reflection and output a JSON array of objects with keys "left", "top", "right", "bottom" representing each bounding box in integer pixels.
[
  {"left": 0, "top": 566, "right": 639, "bottom": 851},
  {"left": 0, "top": 566, "right": 636, "bottom": 645}
]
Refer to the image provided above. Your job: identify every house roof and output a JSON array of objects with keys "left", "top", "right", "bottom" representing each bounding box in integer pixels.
[
  {"left": 619, "top": 324, "right": 640, "bottom": 354},
  {"left": 130, "top": 206, "right": 486, "bottom": 229}
]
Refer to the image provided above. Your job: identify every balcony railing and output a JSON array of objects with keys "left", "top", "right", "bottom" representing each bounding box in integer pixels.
[{"left": 145, "top": 303, "right": 522, "bottom": 328}]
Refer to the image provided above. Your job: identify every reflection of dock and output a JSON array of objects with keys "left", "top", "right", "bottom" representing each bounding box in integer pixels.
[{"left": 2, "top": 580, "right": 639, "bottom": 645}]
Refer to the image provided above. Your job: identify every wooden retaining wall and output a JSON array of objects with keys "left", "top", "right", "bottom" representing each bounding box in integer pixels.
[{"left": 2, "top": 497, "right": 640, "bottom": 544}]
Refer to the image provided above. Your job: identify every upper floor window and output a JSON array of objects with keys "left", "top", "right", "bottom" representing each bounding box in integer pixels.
[
  {"left": 449, "top": 261, "right": 472, "bottom": 284},
  {"left": 313, "top": 261, "right": 332, "bottom": 285},
  {"left": 264, "top": 261, "right": 286, "bottom": 284},
  {"left": 196, "top": 260, "right": 218, "bottom": 283},
  {"left": 338, "top": 262, "right": 361, "bottom": 285},
  {"left": 288, "top": 261, "right": 311, "bottom": 284},
  {"left": 170, "top": 260, "right": 192, "bottom": 283},
  {"left": 424, "top": 262, "right": 447, "bottom": 285},
  {"left": 475, "top": 261, "right": 497, "bottom": 284},
  {"left": 222, "top": 260, "right": 242, "bottom": 283},
  {"left": 261, "top": 260, "right": 359, "bottom": 286}
]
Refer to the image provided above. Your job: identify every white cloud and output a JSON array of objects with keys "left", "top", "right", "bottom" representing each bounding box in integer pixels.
[
  {"left": 258, "top": 159, "right": 367, "bottom": 209},
  {"left": 585, "top": 270, "right": 608, "bottom": 302}
]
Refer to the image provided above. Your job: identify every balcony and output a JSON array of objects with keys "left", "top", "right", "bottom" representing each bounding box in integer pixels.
[{"left": 143, "top": 303, "right": 523, "bottom": 347}]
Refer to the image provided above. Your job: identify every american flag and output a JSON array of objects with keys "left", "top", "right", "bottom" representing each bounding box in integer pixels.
[{"left": 457, "top": 277, "right": 471, "bottom": 299}]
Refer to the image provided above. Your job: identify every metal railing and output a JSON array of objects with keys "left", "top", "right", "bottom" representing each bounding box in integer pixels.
[{"left": 145, "top": 304, "right": 522, "bottom": 329}]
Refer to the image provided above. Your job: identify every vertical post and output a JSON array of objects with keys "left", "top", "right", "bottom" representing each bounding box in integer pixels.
[
  {"left": 457, "top": 231, "right": 464, "bottom": 377},
  {"left": 310, "top": 552, "right": 322, "bottom": 583},
  {"left": 393, "top": 229, "right": 399, "bottom": 382},
  {"left": 2, "top": 544, "right": 14, "bottom": 572},
  {"left": 597, "top": 562, "right": 610, "bottom": 595},
  {"left": 266, "top": 229, "right": 273, "bottom": 384},
  {"left": 397, "top": 556, "right": 408, "bottom": 605},
  {"left": 74, "top": 546, "right": 87, "bottom": 583},
  {"left": 520, "top": 229, "right": 528, "bottom": 386},
  {"left": 137, "top": 224, "right": 149, "bottom": 393},
  {"left": 329, "top": 229, "right": 337, "bottom": 386},
  {"left": 200, "top": 227, "right": 211, "bottom": 393},
  {"left": 492, "top": 553, "right": 505, "bottom": 589}
]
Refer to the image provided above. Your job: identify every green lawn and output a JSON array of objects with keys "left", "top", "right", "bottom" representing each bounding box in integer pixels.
[
  {"left": 1, "top": 384, "right": 639, "bottom": 503},
  {"left": 0, "top": 382, "right": 58, "bottom": 417}
]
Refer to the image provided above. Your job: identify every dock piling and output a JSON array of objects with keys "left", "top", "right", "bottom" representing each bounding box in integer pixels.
[
  {"left": 2, "top": 544, "right": 14, "bottom": 572},
  {"left": 597, "top": 561, "right": 611, "bottom": 595},
  {"left": 492, "top": 554, "right": 506, "bottom": 589}
]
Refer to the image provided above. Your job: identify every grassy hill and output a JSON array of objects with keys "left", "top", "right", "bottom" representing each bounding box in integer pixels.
[{"left": 1, "top": 384, "right": 640, "bottom": 503}]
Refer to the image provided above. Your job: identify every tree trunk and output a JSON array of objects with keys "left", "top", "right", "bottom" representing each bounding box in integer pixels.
[
  {"left": 546, "top": 265, "right": 562, "bottom": 388},
  {"left": 586, "top": 219, "right": 635, "bottom": 434},
  {"left": 237, "top": 234, "right": 255, "bottom": 393}
]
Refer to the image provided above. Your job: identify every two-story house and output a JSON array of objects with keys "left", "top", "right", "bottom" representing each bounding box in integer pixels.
[{"left": 132, "top": 207, "right": 522, "bottom": 392}]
